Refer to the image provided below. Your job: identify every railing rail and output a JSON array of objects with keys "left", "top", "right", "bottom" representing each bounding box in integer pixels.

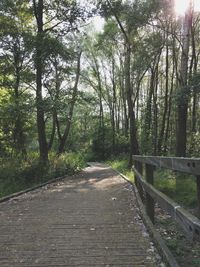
[
  {"left": 133, "top": 155, "right": 200, "bottom": 175},
  {"left": 132, "top": 155, "right": 200, "bottom": 241}
]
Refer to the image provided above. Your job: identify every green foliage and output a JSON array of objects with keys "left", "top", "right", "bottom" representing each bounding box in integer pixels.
[
  {"left": 91, "top": 125, "right": 129, "bottom": 160},
  {"left": 154, "top": 169, "right": 197, "bottom": 208},
  {"left": 0, "top": 0, "right": 200, "bottom": 204},
  {"left": 49, "top": 152, "right": 86, "bottom": 176},
  {"left": 0, "top": 152, "right": 86, "bottom": 198},
  {"left": 124, "top": 0, "right": 160, "bottom": 29},
  {"left": 175, "top": 85, "right": 191, "bottom": 106},
  {"left": 97, "top": 18, "right": 120, "bottom": 55},
  {"left": 154, "top": 169, "right": 176, "bottom": 196},
  {"left": 188, "top": 132, "right": 200, "bottom": 157},
  {"left": 189, "top": 72, "right": 200, "bottom": 93},
  {"left": 106, "top": 155, "right": 135, "bottom": 183},
  {"left": 92, "top": 127, "right": 107, "bottom": 160},
  {"left": 0, "top": 89, "right": 34, "bottom": 154},
  {"left": 115, "top": 134, "right": 129, "bottom": 152},
  {"left": 106, "top": 158, "right": 197, "bottom": 210},
  {"left": 98, "top": 0, "right": 122, "bottom": 19}
]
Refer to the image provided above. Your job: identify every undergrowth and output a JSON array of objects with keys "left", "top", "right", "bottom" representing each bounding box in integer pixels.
[
  {"left": 0, "top": 152, "right": 86, "bottom": 198},
  {"left": 106, "top": 155, "right": 134, "bottom": 183},
  {"left": 154, "top": 169, "right": 197, "bottom": 209}
]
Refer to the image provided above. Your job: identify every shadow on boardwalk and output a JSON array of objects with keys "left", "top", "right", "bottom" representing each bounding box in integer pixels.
[{"left": 0, "top": 163, "right": 162, "bottom": 266}]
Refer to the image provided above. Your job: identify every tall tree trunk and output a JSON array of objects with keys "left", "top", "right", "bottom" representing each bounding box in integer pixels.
[
  {"left": 13, "top": 43, "right": 26, "bottom": 156},
  {"left": 111, "top": 58, "right": 116, "bottom": 153},
  {"left": 48, "top": 59, "right": 61, "bottom": 151},
  {"left": 119, "top": 57, "right": 129, "bottom": 137},
  {"left": 158, "top": 36, "right": 169, "bottom": 154},
  {"left": 58, "top": 52, "right": 82, "bottom": 154},
  {"left": 191, "top": 91, "right": 197, "bottom": 133},
  {"left": 48, "top": 109, "right": 56, "bottom": 151},
  {"left": 121, "top": 78, "right": 129, "bottom": 137},
  {"left": 34, "top": 0, "right": 48, "bottom": 163},
  {"left": 153, "top": 65, "right": 158, "bottom": 155},
  {"left": 189, "top": 22, "right": 198, "bottom": 152},
  {"left": 175, "top": 3, "right": 193, "bottom": 191},
  {"left": 176, "top": 4, "right": 192, "bottom": 157},
  {"left": 125, "top": 43, "right": 140, "bottom": 167},
  {"left": 163, "top": 57, "right": 175, "bottom": 155},
  {"left": 93, "top": 53, "right": 105, "bottom": 159},
  {"left": 142, "top": 67, "right": 155, "bottom": 154}
]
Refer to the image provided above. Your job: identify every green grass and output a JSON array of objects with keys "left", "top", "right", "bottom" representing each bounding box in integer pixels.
[
  {"left": 106, "top": 156, "right": 135, "bottom": 183},
  {"left": 154, "top": 169, "right": 197, "bottom": 208},
  {"left": 0, "top": 152, "right": 86, "bottom": 199}
]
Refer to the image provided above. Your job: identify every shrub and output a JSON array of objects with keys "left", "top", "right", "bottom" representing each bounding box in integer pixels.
[{"left": 49, "top": 152, "right": 86, "bottom": 177}]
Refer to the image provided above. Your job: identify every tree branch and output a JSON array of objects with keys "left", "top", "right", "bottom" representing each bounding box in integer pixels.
[
  {"left": 32, "top": 0, "right": 39, "bottom": 25},
  {"left": 106, "top": 0, "right": 130, "bottom": 44}
]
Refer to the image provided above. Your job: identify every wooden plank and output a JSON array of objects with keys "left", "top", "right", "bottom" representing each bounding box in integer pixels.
[
  {"left": 133, "top": 167, "right": 200, "bottom": 241},
  {"left": 135, "top": 162, "right": 145, "bottom": 202},
  {"left": 132, "top": 183, "right": 180, "bottom": 267},
  {"left": 145, "top": 164, "right": 155, "bottom": 224},
  {"left": 115, "top": 169, "right": 179, "bottom": 266},
  {"left": 133, "top": 155, "right": 200, "bottom": 175},
  {"left": 197, "top": 176, "right": 200, "bottom": 218},
  {"left": 0, "top": 164, "right": 162, "bottom": 267}
]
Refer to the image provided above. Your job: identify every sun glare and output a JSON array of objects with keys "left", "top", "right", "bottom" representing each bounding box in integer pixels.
[
  {"left": 92, "top": 16, "right": 105, "bottom": 33},
  {"left": 174, "top": 0, "right": 189, "bottom": 15},
  {"left": 174, "top": 0, "right": 200, "bottom": 16}
]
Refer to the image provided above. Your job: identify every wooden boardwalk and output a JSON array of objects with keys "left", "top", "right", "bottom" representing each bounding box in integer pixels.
[{"left": 0, "top": 163, "right": 162, "bottom": 267}]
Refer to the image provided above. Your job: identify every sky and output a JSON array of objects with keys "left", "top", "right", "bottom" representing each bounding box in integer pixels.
[
  {"left": 77, "top": 0, "right": 105, "bottom": 33},
  {"left": 91, "top": 16, "right": 105, "bottom": 32},
  {"left": 78, "top": 0, "right": 200, "bottom": 32},
  {"left": 174, "top": 0, "right": 200, "bottom": 15}
]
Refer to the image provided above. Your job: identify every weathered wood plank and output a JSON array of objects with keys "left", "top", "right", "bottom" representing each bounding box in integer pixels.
[
  {"left": 133, "top": 166, "right": 200, "bottom": 241},
  {"left": 197, "top": 175, "right": 200, "bottom": 216},
  {"left": 145, "top": 164, "right": 155, "bottom": 224},
  {"left": 133, "top": 183, "right": 180, "bottom": 267},
  {"left": 133, "top": 155, "right": 200, "bottom": 175},
  {"left": 0, "top": 164, "right": 162, "bottom": 267}
]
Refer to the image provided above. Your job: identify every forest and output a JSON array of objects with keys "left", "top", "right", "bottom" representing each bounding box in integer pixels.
[{"left": 0, "top": 0, "right": 200, "bottom": 199}]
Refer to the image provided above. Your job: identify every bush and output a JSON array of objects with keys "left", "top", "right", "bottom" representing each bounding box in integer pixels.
[{"left": 49, "top": 152, "right": 86, "bottom": 177}]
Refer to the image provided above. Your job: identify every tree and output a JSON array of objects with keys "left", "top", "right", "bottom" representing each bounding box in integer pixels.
[
  {"left": 0, "top": 0, "right": 34, "bottom": 156},
  {"left": 32, "top": 0, "right": 87, "bottom": 162},
  {"left": 176, "top": 1, "right": 193, "bottom": 157},
  {"left": 58, "top": 51, "right": 82, "bottom": 154}
]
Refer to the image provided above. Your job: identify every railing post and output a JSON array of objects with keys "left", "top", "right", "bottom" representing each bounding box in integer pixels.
[
  {"left": 145, "top": 164, "right": 155, "bottom": 224},
  {"left": 135, "top": 161, "right": 144, "bottom": 202},
  {"left": 197, "top": 176, "right": 200, "bottom": 218}
]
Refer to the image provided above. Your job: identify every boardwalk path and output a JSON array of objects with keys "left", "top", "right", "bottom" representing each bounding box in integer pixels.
[{"left": 0, "top": 163, "right": 161, "bottom": 266}]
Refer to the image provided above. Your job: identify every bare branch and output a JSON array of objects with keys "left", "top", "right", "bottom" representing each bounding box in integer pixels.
[{"left": 44, "top": 20, "right": 64, "bottom": 33}]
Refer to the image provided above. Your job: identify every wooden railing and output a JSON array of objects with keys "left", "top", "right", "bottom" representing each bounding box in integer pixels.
[{"left": 132, "top": 155, "right": 200, "bottom": 241}]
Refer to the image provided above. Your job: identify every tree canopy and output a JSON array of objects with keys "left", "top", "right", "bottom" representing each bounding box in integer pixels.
[{"left": 0, "top": 0, "right": 200, "bottom": 162}]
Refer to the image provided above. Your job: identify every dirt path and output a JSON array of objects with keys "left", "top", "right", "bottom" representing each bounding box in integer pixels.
[{"left": 0, "top": 163, "right": 162, "bottom": 266}]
